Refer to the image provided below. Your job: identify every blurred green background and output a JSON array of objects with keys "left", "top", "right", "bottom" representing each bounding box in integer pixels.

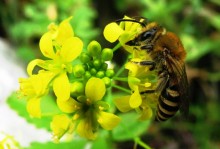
[{"left": 0, "top": 0, "right": 220, "bottom": 149}]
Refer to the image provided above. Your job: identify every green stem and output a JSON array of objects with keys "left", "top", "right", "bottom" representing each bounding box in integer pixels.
[
  {"left": 112, "top": 42, "right": 121, "bottom": 52},
  {"left": 134, "top": 137, "right": 152, "bottom": 149},
  {"left": 114, "top": 66, "right": 125, "bottom": 77},
  {"left": 113, "top": 77, "right": 128, "bottom": 82},
  {"left": 133, "top": 141, "right": 138, "bottom": 149},
  {"left": 105, "top": 130, "right": 114, "bottom": 149},
  {"left": 106, "top": 87, "right": 114, "bottom": 109},
  {"left": 112, "top": 84, "right": 131, "bottom": 94}
]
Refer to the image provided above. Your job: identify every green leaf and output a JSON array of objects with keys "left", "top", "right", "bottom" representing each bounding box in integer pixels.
[
  {"left": 112, "top": 112, "right": 151, "bottom": 141},
  {"left": 41, "top": 94, "right": 62, "bottom": 116},
  {"left": 6, "top": 93, "right": 60, "bottom": 131},
  {"left": 91, "top": 136, "right": 111, "bottom": 149},
  {"left": 25, "top": 139, "right": 87, "bottom": 149}
]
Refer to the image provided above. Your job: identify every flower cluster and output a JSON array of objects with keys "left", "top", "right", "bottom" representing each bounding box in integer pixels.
[
  {"left": 19, "top": 17, "right": 83, "bottom": 117},
  {"left": 74, "top": 40, "right": 115, "bottom": 88},
  {"left": 18, "top": 17, "right": 120, "bottom": 141},
  {"left": 104, "top": 16, "right": 159, "bottom": 120},
  {"left": 18, "top": 15, "right": 159, "bottom": 142},
  {"left": 114, "top": 60, "right": 159, "bottom": 120},
  {"left": 51, "top": 77, "right": 120, "bottom": 141}
]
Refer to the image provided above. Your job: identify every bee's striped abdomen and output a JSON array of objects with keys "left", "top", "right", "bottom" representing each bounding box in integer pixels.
[{"left": 155, "top": 86, "right": 180, "bottom": 121}]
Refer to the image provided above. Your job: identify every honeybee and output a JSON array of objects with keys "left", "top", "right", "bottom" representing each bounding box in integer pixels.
[{"left": 116, "top": 17, "right": 189, "bottom": 121}]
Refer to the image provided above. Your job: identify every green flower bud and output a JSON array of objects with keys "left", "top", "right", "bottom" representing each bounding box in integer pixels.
[
  {"left": 101, "top": 48, "right": 113, "bottom": 61},
  {"left": 101, "top": 62, "right": 108, "bottom": 71},
  {"left": 102, "top": 77, "right": 111, "bottom": 88},
  {"left": 90, "top": 68, "right": 97, "bottom": 75},
  {"left": 73, "top": 64, "right": 85, "bottom": 77},
  {"left": 67, "top": 72, "right": 75, "bottom": 82},
  {"left": 80, "top": 52, "right": 90, "bottom": 63},
  {"left": 70, "top": 81, "right": 84, "bottom": 96},
  {"left": 93, "top": 59, "right": 102, "bottom": 70},
  {"left": 84, "top": 71, "right": 92, "bottom": 79},
  {"left": 83, "top": 64, "right": 88, "bottom": 71},
  {"left": 87, "top": 40, "right": 101, "bottom": 57},
  {"left": 88, "top": 61, "right": 94, "bottom": 68},
  {"left": 96, "top": 71, "right": 105, "bottom": 78},
  {"left": 105, "top": 69, "right": 115, "bottom": 78}
]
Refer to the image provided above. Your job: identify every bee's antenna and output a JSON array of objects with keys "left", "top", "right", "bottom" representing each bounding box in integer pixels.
[{"left": 115, "top": 19, "right": 146, "bottom": 27}]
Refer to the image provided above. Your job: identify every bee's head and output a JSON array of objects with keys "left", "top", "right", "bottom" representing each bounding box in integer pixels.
[
  {"left": 126, "top": 22, "right": 164, "bottom": 46},
  {"left": 115, "top": 17, "right": 147, "bottom": 46}
]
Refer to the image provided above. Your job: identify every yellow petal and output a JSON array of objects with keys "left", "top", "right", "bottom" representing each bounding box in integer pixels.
[
  {"left": 85, "top": 77, "right": 106, "bottom": 102},
  {"left": 27, "top": 98, "right": 41, "bottom": 118},
  {"left": 125, "top": 61, "right": 140, "bottom": 73},
  {"left": 114, "top": 96, "right": 132, "bottom": 112},
  {"left": 27, "top": 59, "right": 45, "bottom": 76},
  {"left": 98, "top": 111, "right": 120, "bottom": 130},
  {"left": 103, "top": 22, "right": 124, "bottom": 43},
  {"left": 123, "top": 16, "right": 134, "bottom": 31},
  {"left": 57, "top": 97, "right": 80, "bottom": 113},
  {"left": 127, "top": 76, "right": 140, "bottom": 91},
  {"left": 31, "top": 71, "right": 54, "bottom": 95},
  {"left": 129, "top": 88, "right": 142, "bottom": 108},
  {"left": 53, "top": 73, "right": 70, "bottom": 101},
  {"left": 50, "top": 114, "right": 71, "bottom": 142},
  {"left": 60, "top": 37, "right": 83, "bottom": 62},
  {"left": 126, "top": 21, "right": 142, "bottom": 33},
  {"left": 76, "top": 119, "right": 96, "bottom": 140},
  {"left": 121, "top": 44, "right": 134, "bottom": 53},
  {"left": 122, "top": 16, "right": 142, "bottom": 34},
  {"left": 138, "top": 106, "right": 153, "bottom": 120},
  {"left": 118, "top": 32, "right": 137, "bottom": 51},
  {"left": 39, "top": 32, "right": 56, "bottom": 59},
  {"left": 56, "top": 17, "right": 74, "bottom": 45},
  {"left": 48, "top": 22, "right": 58, "bottom": 36}
]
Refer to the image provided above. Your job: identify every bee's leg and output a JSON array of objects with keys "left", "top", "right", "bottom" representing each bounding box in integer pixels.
[
  {"left": 130, "top": 60, "right": 156, "bottom": 71},
  {"left": 141, "top": 45, "right": 153, "bottom": 53},
  {"left": 139, "top": 61, "right": 156, "bottom": 71}
]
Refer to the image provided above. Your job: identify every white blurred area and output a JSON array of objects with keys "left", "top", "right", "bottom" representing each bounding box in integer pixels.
[{"left": 0, "top": 38, "right": 51, "bottom": 147}]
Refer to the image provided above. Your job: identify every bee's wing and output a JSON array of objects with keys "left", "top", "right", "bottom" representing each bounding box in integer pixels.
[{"left": 166, "top": 54, "right": 189, "bottom": 117}]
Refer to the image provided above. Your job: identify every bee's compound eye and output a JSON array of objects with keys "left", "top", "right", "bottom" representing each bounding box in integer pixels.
[
  {"left": 141, "top": 32, "right": 153, "bottom": 41},
  {"left": 140, "top": 28, "right": 156, "bottom": 41},
  {"left": 126, "top": 40, "right": 137, "bottom": 46}
]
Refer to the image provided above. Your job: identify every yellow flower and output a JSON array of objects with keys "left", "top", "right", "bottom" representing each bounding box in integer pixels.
[
  {"left": 27, "top": 17, "right": 83, "bottom": 102},
  {"left": 51, "top": 77, "right": 120, "bottom": 140},
  {"left": 138, "top": 93, "right": 158, "bottom": 120},
  {"left": 114, "top": 59, "right": 158, "bottom": 120},
  {"left": 103, "top": 16, "right": 143, "bottom": 53},
  {"left": 50, "top": 114, "right": 72, "bottom": 143},
  {"left": 18, "top": 71, "right": 55, "bottom": 118},
  {"left": 114, "top": 93, "right": 158, "bottom": 121}
]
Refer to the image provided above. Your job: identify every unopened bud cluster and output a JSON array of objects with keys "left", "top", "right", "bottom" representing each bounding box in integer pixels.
[{"left": 72, "top": 40, "right": 115, "bottom": 87}]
